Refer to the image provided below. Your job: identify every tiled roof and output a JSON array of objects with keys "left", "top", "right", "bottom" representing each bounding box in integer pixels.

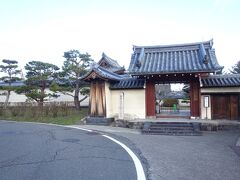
[
  {"left": 128, "top": 40, "right": 223, "bottom": 75},
  {"left": 201, "top": 74, "right": 240, "bottom": 87},
  {"left": 98, "top": 53, "right": 125, "bottom": 73},
  {"left": 81, "top": 65, "right": 128, "bottom": 81},
  {"left": 110, "top": 78, "right": 145, "bottom": 89}
]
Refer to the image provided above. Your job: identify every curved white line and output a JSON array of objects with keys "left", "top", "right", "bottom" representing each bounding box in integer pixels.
[
  {"left": 102, "top": 135, "right": 146, "bottom": 180},
  {"left": 67, "top": 126, "right": 93, "bottom": 132},
  {"left": 4, "top": 122, "right": 146, "bottom": 180}
]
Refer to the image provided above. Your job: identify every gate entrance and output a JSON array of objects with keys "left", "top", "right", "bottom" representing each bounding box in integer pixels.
[
  {"left": 155, "top": 83, "right": 190, "bottom": 118},
  {"left": 145, "top": 73, "right": 201, "bottom": 118}
]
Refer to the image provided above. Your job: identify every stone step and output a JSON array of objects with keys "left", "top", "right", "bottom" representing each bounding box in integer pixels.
[
  {"left": 142, "top": 131, "right": 202, "bottom": 136},
  {"left": 149, "top": 126, "right": 193, "bottom": 130},
  {"left": 143, "top": 128, "right": 196, "bottom": 132},
  {"left": 143, "top": 129, "right": 198, "bottom": 133},
  {"left": 142, "top": 122, "right": 202, "bottom": 136},
  {"left": 151, "top": 123, "right": 193, "bottom": 127}
]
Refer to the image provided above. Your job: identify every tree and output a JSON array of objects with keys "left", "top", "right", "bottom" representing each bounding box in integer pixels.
[
  {"left": 230, "top": 60, "right": 240, "bottom": 74},
  {"left": 0, "top": 59, "right": 21, "bottom": 108},
  {"left": 58, "top": 50, "right": 93, "bottom": 110},
  {"left": 16, "top": 61, "right": 59, "bottom": 106}
]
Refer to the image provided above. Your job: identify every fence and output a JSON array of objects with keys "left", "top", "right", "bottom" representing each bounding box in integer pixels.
[
  {"left": 156, "top": 105, "right": 190, "bottom": 116},
  {"left": 0, "top": 101, "right": 89, "bottom": 107},
  {"left": 0, "top": 101, "right": 89, "bottom": 119}
]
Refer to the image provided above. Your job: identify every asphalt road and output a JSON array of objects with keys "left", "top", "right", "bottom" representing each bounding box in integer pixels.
[
  {"left": 0, "top": 121, "right": 138, "bottom": 180},
  {"left": 77, "top": 125, "right": 240, "bottom": 180}
]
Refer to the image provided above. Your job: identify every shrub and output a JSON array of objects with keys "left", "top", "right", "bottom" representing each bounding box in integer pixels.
[
  {"left": 181, "top": 99, "right": 190, "bottom": 104},
  {"left": 29, "top": 105, "right": 37, "bottom": 118},
  {"left": 10, "top": 107, "right": 20, "bottom": 117},
  {"left": 18, "top": 103, "right": 26, "bottom": 117},
  {"left": 60, "top": 102, "right": 69, "bottom": 116},
  {"left": 162, "top": 98, "right": 178, "bottom": 107},
  {"left": 43, "top": 105, "right": 50, "bottom": 117},
  {"left": 50, "top": 102, "right": 58, "bottom": 118},
  {"left": 0, "top": 107, "right": 3, "bottom": 116}
]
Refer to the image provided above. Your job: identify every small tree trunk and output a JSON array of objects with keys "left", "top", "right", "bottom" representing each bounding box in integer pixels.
[
  {"left": 74, "top": 84, "right": 80, "bottom": 111},
  {"left": 38, "top": 101, "right": 44, "bottom": 108},
  {"left": 39, "top": 86, "right": 45, "bottom": 109},
  {"left": 4, "top": 90, "right": 11, "bottom": 109}
]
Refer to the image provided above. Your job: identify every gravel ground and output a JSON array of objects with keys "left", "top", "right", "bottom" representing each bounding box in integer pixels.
[{"left": 74, "top": 125, "right": 240, "bottom": 180}]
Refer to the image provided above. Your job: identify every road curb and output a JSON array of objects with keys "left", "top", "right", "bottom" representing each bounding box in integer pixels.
[{"left": 236, "top": 137, "right": 240, "bottom": 146}]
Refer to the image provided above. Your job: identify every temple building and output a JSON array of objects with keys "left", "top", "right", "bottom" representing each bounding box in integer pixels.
[{"left": 82, "top": 40, "right": 240, "bottom": 121}]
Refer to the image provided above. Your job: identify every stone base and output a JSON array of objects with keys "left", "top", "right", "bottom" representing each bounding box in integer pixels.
[
  {"left": 86, "top": 117, "right": 114, "bottom": 126},
  {"left": 200, "top": 123, "right": 240, "bottom": 131},
  {"left": 113, "top": 119, "right": 143, "bottom": 129}
]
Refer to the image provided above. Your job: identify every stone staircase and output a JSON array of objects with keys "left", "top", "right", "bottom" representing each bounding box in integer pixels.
[{"left": 142, "top": 122, "right": 202, "bottom": 136}]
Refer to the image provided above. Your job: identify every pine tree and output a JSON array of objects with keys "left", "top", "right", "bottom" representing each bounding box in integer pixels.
[{"left": 0, "top": 59, "right": 21, "bottom": 108}]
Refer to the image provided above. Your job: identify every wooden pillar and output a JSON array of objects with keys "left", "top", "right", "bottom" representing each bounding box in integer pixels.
[
  {"left": 146, "top": 81, "right": 156, "bottom": 117},
  {"left": 190, "top": 80, "right": 200, "bottom": 117},
  {"left": 89, "top": 81, "right": 106, "bottom": 117}
]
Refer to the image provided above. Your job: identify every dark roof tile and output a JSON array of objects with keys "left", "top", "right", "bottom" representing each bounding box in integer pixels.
[
  {"left": 98, "top": 53, "right": 125, "bottom": 73},
  {"left": 128, "top": 40, "right": 223, "bottom": 75},
  {"left": 110, "top": 78, "right": 145, "bottom": 90},
  {"left": 201, "top": 74, "right": 240, "bottom": 87},
  {"left": 81, "top": 65, "right": 128, "bottom": 81}
]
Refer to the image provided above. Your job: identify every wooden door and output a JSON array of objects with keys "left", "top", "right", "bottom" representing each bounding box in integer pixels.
[
  {"left": 211, "top": 95, "right": 230, "bottom": 119},
  {"left": 190, "top": 81, "right": 200, "bottom": 117},
  {"left": 230, "top": 95, "right": 239, "bottom": 120},
  {"left": 146, "top": 81, "right": 155, "bottom": 117}
]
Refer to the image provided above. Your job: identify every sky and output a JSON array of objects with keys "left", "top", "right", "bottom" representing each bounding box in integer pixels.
[{"left": 0, "top": 0, "right": 240, "bottom": 75}]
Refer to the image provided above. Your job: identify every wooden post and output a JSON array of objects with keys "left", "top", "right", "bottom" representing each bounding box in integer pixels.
[
  {"left": 146, "top": 80, "right": 156, "bottom": 117},
  {"left": 89, "top": 81, "right": 106, "bottom": 117},
  {"left": 190, "top": 81, "right": 200, "bottom": 118}
]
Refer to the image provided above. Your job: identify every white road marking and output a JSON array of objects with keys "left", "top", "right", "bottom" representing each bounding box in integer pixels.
[
  {"left": 102, "top": 135, "right": 146, "bottom": 180},
  {"left": 67, "top": 125, "right": 93, "bottom": 132},
  {"left": 9, "top": 121, "right": 94, "bottom": 133},
  {"left": 7, "top": 121, "right": 94, "bottom": 132},
  {"left": 1, "top": 121, "right": 146, "bottom": 180},
  {"left": 69, "top": 125, "right": 146, "bottom": 180}
]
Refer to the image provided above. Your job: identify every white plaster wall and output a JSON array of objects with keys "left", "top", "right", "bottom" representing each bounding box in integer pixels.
[
  {"left": 0, "top": 91, "right": 27, "bottom": 103},
  {"left": 0, "top": 89, "right": 89, "bottom": 106},
  {"left": 201, "top": 87, "right": 240, "bottom": 93},
  {"left": 200, "top": 95, "right": 212, "bottom": 120},
  {"left": 105, "top": 82, "right": 146, "bottom": 120}
]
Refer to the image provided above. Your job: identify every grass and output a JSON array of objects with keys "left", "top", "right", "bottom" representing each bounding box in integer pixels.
[{"left": 0, "top": 107, "right": 89, "bottom": 125}]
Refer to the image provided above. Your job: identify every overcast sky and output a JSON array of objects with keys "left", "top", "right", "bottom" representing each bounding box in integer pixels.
[{"left": 0, "top": 0, "right": 239, "bottom": 74}]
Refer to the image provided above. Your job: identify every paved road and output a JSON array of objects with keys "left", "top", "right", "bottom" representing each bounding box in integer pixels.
[
  {"left": 0, "top": 121, "right": 138, "bottom": 180},
  {"left": 76, "top": 125, "right": 240, "bottom": 180}
]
